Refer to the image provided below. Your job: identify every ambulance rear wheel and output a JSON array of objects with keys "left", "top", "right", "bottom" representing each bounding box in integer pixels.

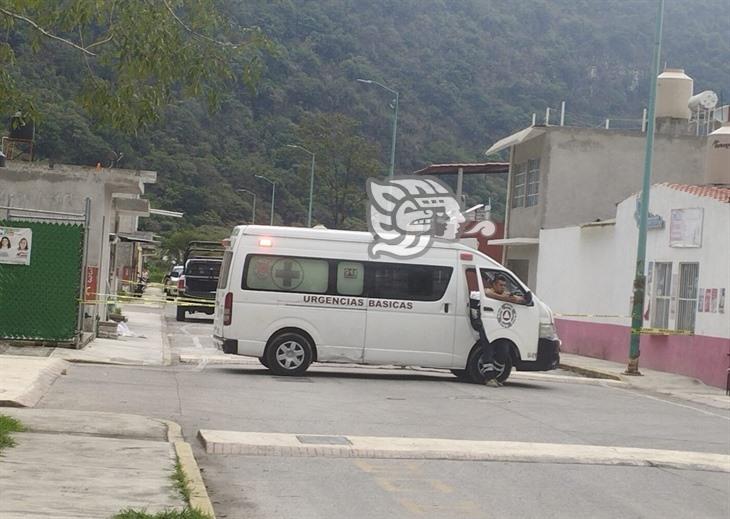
[
  {"left": 175, "top": 307, "right": 186, "bottom": 322},
  {"left": 266, "top": 332, "right": 313, "bottom": 376}
]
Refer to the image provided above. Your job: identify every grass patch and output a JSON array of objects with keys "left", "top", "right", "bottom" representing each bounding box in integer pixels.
[
  {"left": 0, "top": 414, "right": 25, "bottom": 452},
  {"left": 112, "top": 454, "right": 211, "bottom": 519},
  {"left": 112, "top": 509, "right": 211, "bottom": 519},
  {"left": 172, "top": 458, "right": 191, "bottom": 503}
]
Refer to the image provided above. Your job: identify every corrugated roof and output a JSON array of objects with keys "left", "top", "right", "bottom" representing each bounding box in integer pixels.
[
  {"left": 661, "top": 183, "right": 730, "bottom": 203},
  {"left": 413, "top": 162, "right": 509, "bottom": 176}
]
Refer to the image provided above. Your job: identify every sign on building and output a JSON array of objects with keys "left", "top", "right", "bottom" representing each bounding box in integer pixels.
[
  {"left": 669, "top": 208, "right": 704, "bottom": 248},
  {"left": 0, "top": 226, "right": 32, "bottom": 265}
]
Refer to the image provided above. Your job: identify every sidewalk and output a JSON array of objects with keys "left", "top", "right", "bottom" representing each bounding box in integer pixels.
[
  {"left": 50, "top": 308, "right": 169, "bottom": 366},
  {"left": 0, "top": 357, "right": 69, "bottom": 407},
  {"left": 560, "top": 352, "right": 730, "bottom": 410},
  {"left": 0, "top": 409, "right": 181, "bottom": 518}
]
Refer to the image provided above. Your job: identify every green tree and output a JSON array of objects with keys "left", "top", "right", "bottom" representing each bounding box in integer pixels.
[
  {"left": 295, "top": 112, "right": 381, "bottom": 229},
  {"left": 0, "top": 0, "right": 269, "bottom": 131},
  {"left": 162, "top": 225, "right": 231, "bottom": 262}
]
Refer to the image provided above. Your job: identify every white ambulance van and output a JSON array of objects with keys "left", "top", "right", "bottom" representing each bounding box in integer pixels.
[{"left": 213, "top": 225, "right": 560, "bottom": 383}]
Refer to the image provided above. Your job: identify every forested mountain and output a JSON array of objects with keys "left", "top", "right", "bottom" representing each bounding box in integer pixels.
[{"left": 4, "top": 0, "right": 729, "bottom": 238}]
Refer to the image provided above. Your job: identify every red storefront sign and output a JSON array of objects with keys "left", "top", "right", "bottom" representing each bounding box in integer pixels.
[{"left": 84, "top": 266, "right": 99, "bottom": 302}]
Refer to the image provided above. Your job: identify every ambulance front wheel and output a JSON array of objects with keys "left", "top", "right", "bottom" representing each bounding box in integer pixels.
[
  {"left": 450, "top": 369, "right": 469, "bottom": 380},
  {"left": 266, "top": 332, "right": 313, "bottom": 376},
  {"left": 466, "top": 341, "right": 514, "bottom": 384},
  {"left": 496, "top": 353, "right": 513, "bottom": 383}
]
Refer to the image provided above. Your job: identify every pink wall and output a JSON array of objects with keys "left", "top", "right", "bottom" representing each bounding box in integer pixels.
[{"left": 556, "top": 318, "right": 730, "bottom": 388}]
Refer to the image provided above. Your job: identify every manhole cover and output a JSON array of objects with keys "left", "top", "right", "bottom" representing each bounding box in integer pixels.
[{"left": 296, "top": 435, "right": 352, "bottom": 446}]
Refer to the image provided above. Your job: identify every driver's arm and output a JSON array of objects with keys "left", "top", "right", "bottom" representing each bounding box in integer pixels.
[{"left": 485, "top": 288, "right": 511, "bottom": 302}]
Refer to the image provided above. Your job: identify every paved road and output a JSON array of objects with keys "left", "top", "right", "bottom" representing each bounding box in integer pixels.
[{"left": 37, "top": 308, "right": 730, "bottom": 518}]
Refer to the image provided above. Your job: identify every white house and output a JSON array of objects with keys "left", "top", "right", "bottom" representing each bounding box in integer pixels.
[{"left": 536, "top": 183, "right": 730, "bottom": 387}]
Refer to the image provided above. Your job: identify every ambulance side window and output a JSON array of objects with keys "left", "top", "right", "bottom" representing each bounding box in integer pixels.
[
  {"left": 369, "top": 263, "right": 452, "bottom": 301},
  {"left": 482, "top": 269, "right": 530, "bottom": 305},
  {"left": 243, "top": 254, "right": 329, "bottom": 294},
  {"left": 337, "top": 261, "right": 364, "bottom": 296}
]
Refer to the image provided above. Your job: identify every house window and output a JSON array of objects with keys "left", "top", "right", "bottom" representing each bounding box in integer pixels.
[
  {"left": 526, "top": 159, "right": 540, "bottom": 207},
  {"left": 512, "top": 163, "right": 527, "bottom": 208},
  {"left": 651, "top": 262, "right": 672, "bottom": 329},
  {"left": 512, "top": 160, "right": 540, "bottom": 208},
  {"left": 677, "top": 263, "right": 699, "bottom": 332}
]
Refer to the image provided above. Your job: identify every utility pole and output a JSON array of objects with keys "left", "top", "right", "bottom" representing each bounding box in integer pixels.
[
  {"left": 626, "top": 0, "right": 664, "bottom": 376},
  {"left": 286, "top": 144, "right": 316, "bottom": 227},
  {"left": 255, "top": 175, "right": 276, "bottom": 226},
  {"left": 357, "top": 78, "right": 399, "bottom": 177}
]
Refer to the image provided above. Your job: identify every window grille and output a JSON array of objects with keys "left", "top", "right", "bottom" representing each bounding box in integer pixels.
[
  {"left": 677, "top": 262, "right": 699, "bottom": 332},
  {"left": 526, "top": 159, "right": 540, "bottom": 207},
  {"left": 651, "top": 262, "right": 672, "bottom": 329},
  {"left": 512, "top": 163, "right": 527, "bottom": 208}
]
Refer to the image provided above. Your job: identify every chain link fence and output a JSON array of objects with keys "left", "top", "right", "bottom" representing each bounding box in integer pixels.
[{"left": 0, "top": 215, "right": 85, "bottom": 342}]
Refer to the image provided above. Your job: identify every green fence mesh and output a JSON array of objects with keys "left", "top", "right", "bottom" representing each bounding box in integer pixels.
[{"left": 0, "top": 219, "right": 84, "bottom": 341}]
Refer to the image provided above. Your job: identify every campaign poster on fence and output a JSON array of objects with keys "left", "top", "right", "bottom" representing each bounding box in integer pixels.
[{"left": 0, "top": 227, "right": 32, "bottom": 265}]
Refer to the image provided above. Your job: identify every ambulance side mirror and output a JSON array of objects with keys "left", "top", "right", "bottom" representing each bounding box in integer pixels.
[{"left": 524, "top": 291, "right": 533, "bottom": 305}]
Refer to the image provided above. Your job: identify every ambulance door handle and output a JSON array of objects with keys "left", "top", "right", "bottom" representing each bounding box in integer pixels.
[
  {"left": 443, "top": 303, "right": 450, "bottom": 313},
  {"left": 483, "top": 306, "right": 494, "bottom": 312}
]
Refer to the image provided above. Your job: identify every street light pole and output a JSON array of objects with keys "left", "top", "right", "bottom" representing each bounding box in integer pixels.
[
  {"left": 286, "top": 144, "right": 316, "bottom": 227},
  {"left": 357, "top": 78, "right": 399, "bottom": 178},
  {"left": 626, "top": 0, "right": 664, "bottom": 376},
  {"left": 236, "top": 189, "right": 256, "bottom": 224},
  {"left": 255, "top": 175, "right": 276, "bottom": 226}
]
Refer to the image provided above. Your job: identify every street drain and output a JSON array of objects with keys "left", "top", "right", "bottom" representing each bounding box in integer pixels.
[{"left": 296, "top": 435, "right": 352, "bottom": 446}]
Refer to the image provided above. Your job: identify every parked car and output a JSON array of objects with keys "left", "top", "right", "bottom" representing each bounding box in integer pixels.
[
  {"left": 164, "top": 265, "right": 184, "bottom": 297},
  {"left": 176, "top": 242, "right": 224, "bottom": 322}
]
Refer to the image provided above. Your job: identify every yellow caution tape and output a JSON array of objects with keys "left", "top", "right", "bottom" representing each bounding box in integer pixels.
[
  {"left": 80, "top": 292, "right": 216, "bottom": 308},
  {"left": 118, "top": 280, "right": 167, "bottom": 287},
  {"left": 554, "top": 313, "right": 630, "bottom": 319}
]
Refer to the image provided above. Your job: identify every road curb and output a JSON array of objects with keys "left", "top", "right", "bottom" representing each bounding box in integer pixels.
[
  {"left": 198, "top": 430, "right": 730, "bottom": 474},
  {"left": 0, "top": 357, "right": 69, "bottom": 407},
  {"left": 160, "top": 310, "right": 173, "bottom": 367},
  {"left": 174, "top": 441, "right": 216, "bottom": 518},
  {"left": 512, "top": 371, "right": 627, "bottom": 387},
  {"left": 162, "top": 420, "right": 215, "bottom": 518},
  {"left": 559, "top": 362, "right": 623, "bottom": 381},
  {"left": 161, "top": 419, "right": 184, "bottom": 443}
]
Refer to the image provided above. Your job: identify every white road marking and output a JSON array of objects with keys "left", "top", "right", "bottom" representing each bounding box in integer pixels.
[{"left": 608, "top": 385, "right": 730, "bottom": 421}]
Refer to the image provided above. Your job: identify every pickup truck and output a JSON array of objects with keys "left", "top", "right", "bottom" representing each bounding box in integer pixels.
[{"left": 176, "top": 241, "right": 223, "bottom": 322}]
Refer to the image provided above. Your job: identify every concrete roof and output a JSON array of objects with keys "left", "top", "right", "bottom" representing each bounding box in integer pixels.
[
  {"left": 3, "top": 160, "right": 156, "bottom": 184},
  {"left": 485, "top": 126, "right": 546, "bottom": 156}
]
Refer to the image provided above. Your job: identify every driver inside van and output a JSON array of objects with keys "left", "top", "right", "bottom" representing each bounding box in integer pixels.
[{"left": 485, "top": 273, "right": 525, "bottom": 304}]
